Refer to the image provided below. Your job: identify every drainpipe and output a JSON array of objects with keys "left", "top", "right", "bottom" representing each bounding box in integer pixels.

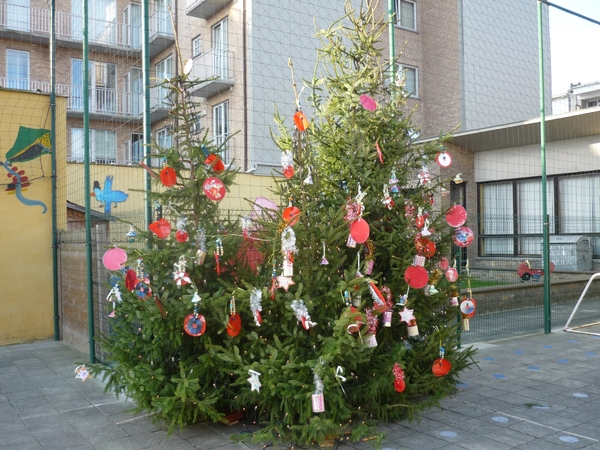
[
  {"left": 388, "top": 0, "right": 396, "bottom": 84},
  {"left": 83, "top": 0, "right": 95, "bottom": 362},
  {"left": 538, "top": 0, "right": 551, "bottom": 334},
  {"left": 50, "top": 0, "right": 59, "bottom": 341}
]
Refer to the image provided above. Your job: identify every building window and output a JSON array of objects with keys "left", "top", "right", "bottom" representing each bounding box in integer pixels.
[
  {"left": 71, "top": 59, "right": 117, "bottom": 112},
  {"left": 154, "top": 126, "right": 172, "bottom": 167},
  {"left": 213, "top": 101, "right": 230, "bottom": 163},
  {"left": 6, "top": 49, "right": 29, "bottom": 90},
  {"left": 397, "top": 64, "right": 418, "bottom": 98},
  {"left": 155, "top": 56, "right": 173, "bottom": 107},
  {"left": 394, "top": 0, "right": 416, "bottom": 31},
  {"left": 70, "top": 128, "right": 117, "bottom": 164},
  {"left": 212, "top": 18, "right": 228, "bottom": 78},
  {"left": 125, "top": 133, "right": 143, "bottom": 163},
  {"left": 585, "top": 99, "right": 599, "bottom": 108},
  {"left": 7, "top": 0, "right": 30, "bottom": 31},
  {"left": 123, "top": 3, "right": 142, "bottom": 48},
  {"left": 192, "top": 35, "right": 201, "bottom": 58}
]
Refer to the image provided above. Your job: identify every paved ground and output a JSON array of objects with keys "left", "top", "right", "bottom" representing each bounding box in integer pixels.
[{"left": 3, "top": 330, "right": 600, "bottom": 449}]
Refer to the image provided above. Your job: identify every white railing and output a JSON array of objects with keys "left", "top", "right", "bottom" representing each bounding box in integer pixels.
[
  {"left": 0, "top": 3, "right": 144, "bottom": 50},
  {"left": 190, "top": 48, "right": 234, "bottom": 81},
  {"left": 149, "top": 10, "right": 173, "bottom": 37}
]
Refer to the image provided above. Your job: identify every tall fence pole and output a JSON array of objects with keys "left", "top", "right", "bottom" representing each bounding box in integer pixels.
[
  {"left": 143, "top": 0, "right": 152, "bottom": 229},
  {"left": 538, "top": 0, "right": 551, "bottom": 334},
  {"left": 388, "top": 0, "right": 396, "bottom": 84},
  {"left": 50, "top": 0, "right": 59, "bottom": 341}
]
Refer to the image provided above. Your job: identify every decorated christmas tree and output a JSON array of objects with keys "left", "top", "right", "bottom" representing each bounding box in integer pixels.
[
  {"left": 90, "top": 1, "right": 476, "bottom": 446},
  {"left": 227, "top": 1, "right": 476, "bottom": 446},
  {"left": 90, "top": 52, "right": 250, "bottom": 430}
]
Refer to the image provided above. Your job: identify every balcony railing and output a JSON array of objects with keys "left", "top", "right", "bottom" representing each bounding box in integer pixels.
[
  {"left": 0, "top": 78, "right": 169, "bottom": 122},
  {"left": 189, "top": 48, "right": 234, "bottom": 98},
  {"left": 0, "top": 3, "right": 173, "bottom": 55}
]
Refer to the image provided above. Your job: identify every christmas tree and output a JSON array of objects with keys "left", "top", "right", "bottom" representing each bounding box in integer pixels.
[
  {"left": 90, "top": 51, "right": 250, "bottom": 431},
  {"left": 228, "top": 1, "right": 476, "bottom": 446}
]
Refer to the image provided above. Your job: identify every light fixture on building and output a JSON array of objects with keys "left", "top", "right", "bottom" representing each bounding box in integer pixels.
[{"left": 453, "top": 173, "right": 463, "bottom": 184}]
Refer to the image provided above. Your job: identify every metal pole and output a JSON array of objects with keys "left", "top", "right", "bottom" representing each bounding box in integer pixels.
[
  {"left": 143, "top": 0, "right": 152, "bottom": 229},
  {"left": 388, "top": 0, "right": 396, "bottom": 84},
  {"left": 83, "top": 0, "right": 95, "bottom": 362},
  {"left": 50, "top": 0, "right": 59, "bottom": 341},
  {"left": 538, "top": 0, "right": 551, "bottom": 334}
]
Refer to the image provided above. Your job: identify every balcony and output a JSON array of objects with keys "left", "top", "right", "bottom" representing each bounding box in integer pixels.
[
  {"left": 186, "top": 0, "right": 232, "bottom": 19},
  {"left": 0, "top": 4, "right": 174, "bottom": 58},
  {"left": 0, "top": 78, "right": 169, "bottom": 124},
  {"left": 189, "top": 49, "right": 234, "bottom": 98}
]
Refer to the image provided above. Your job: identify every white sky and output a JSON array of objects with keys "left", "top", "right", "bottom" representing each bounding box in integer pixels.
[{"left": 549, "top": 0, "right": 600, "bottom": 95}]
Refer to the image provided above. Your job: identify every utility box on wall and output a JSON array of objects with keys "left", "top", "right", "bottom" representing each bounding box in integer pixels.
[{"left": 549, "top": 235, "right": 593, "bottom": 271}]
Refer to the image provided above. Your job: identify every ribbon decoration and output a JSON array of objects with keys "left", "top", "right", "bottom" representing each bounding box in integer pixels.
[
  {"left": 335, "top": 366, "right": 347, "bottom": 397},
  {"left": 291, "top": 299, "right": 317, "bottom": 329},
  {"left": 250, "top": 288, "right": 263, "bottom": 326}
]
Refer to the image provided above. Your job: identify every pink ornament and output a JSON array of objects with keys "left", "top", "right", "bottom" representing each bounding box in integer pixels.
[
  {"left": 102, "top": 247, "right": 127, "bottom": 271},
  {"left": 359, "top": 94, "right": 377, "bottom": 111}
]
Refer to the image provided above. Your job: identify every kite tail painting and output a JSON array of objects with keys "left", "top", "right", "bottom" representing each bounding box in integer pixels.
[
  {"left": 2, "top": 126, "right": 51, "bottom": 214},
  {"left": 92, "top": 175, "right": 129, "bottom": 215}
]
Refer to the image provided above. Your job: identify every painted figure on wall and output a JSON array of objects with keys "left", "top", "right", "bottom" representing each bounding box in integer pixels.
[
  {"left": 92, "top": 175, "right": 129, "bottom": 215},
  {"left": 1, "top": 126, "right": 50, "bottom": 214}
]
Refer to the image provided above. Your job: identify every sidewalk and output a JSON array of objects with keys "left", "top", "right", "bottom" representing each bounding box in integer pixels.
[{"left": 2, "top": 330, "right": 600, "bottom": 449}]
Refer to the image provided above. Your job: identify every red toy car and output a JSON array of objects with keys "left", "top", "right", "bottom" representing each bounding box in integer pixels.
[{"left": 517, "top": 260, "right": 555, "bottom": 281}]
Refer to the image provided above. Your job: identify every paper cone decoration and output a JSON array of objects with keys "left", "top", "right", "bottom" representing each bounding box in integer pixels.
[{"left": 149, "top": 218, "right": 171, "bottom": 239}]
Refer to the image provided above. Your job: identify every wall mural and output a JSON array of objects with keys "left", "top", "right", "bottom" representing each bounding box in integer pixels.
[
  {"left": 92, "top": 175, "right": 129, "bottom": 215},
  {"left": 1, "top": 126, "right": 50, "bottom": 214}
]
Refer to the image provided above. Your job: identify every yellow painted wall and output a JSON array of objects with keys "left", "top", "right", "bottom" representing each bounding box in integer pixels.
[{"left": 0, "top": 90, "right": 67, "bottom": 344}]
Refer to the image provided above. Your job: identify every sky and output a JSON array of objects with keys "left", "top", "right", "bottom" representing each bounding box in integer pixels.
[{"left": 549, "top": 0, "right": 600, "bottom": 95}]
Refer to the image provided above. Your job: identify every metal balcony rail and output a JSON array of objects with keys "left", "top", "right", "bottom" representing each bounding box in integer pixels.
[{"left": 190, "top": 48, "right": 234, "bottom": 81}]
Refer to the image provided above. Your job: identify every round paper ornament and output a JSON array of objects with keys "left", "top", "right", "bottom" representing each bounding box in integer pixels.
[
  {"left": 460, "top": 298, "right": 476, "bottom": 317},
  {"left": 175, "top": 230, "right": 189, "bottom": 243},
  {"left": 422, "top": 239, "right": 436, "bottom": 258},
  {"left": 293, "top": 110, "right": 309, "bottom": 131},
  {"left": 350, "top": 218, "right": 370, "bottom": 244},
  {"left": 415, "top": 214, "right": 425, "bottom": 228},
  {"left": 227, "top": 314, "right": 242, "bottom": 337},
  {"left": 445, "top": 205, "right": 467, "bottom": 227},
  {"left": 204, "top": 154, "right": 225, "bottom": 173},
  {"left": 184, "top": 313, "right": 206, "bottom": 337},
  {"left": 436, "top": 151, "right": 452, "bottom": 168},
  {"left": 160, "top": 166, "right": 177, "bottom": 187},
  {"left": 203, "top": 177, "right": 226, "bottom": 201},
  {"left": 432, "top": 358, "right": 452, "bottom": 377},
  {"left": 102, "top": 247, "right": 127, "bottom": 271},
  {"left": 404, "top": 265, "right": 429, "bottom": 289},
  {"left": 135, "top": 281, "right": 152, "bottom": 299},
  {"left": 282, "top": 205, "right": 301, "bottom": 226},
  {"left": 359, "top": 94, "right": 377, "bottom": 111},
  {"left": 394, "top": 378, "right": 406, "bottom": 393},
  {"left": 453, "top": 226, "right": 474, "bottom": 247},
  {"left": 446, "top": 267, "right": 458, "bottom": 282},
  {"left": 149, "top": 218, "right": 171, "bottom": 239}
]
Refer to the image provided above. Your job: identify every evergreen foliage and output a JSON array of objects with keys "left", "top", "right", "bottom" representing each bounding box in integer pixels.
[{"left": 91, "top": 1, "right": 476, "bottom": 447}]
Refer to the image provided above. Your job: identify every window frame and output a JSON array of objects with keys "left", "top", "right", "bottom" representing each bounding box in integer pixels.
[
  {"left": 70, "top": 127, "right": 117, "bottom": 164},
  {"left": 212, "top": 100, "right": 230, "bottom": 164},
  {"left": 6, "top": 49, "right": 30, "bottom": 90},
  {"left": 192, "top": 35, "right": 202, "bottom": 58},
  {"left": 397, "top": 64, "right": 419, "bottom": 98},
  {"left": 394, "top": 0, "right": 416, "bottom": 31}
]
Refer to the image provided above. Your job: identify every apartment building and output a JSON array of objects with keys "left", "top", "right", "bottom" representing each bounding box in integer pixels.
[{"left": 0, "top": 0, "right": 547, "bottom": 211}]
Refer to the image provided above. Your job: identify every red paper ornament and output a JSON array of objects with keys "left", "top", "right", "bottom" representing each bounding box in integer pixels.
[
  {"left": 175, "top": 230, "right": 189, "bottom": 243},
  {"left": 460, "top": 298, "right": 476, "bottom": 317},
  {"left": 350, "top": 218, "right": 370, "bottom": 244},
  {"left": 282, "top": 205, "right": 301, "bottom": 226},
  {"left": 432, "top": 358, "right": 452, "bottom": 377},
  {"left": 293, "top": 111, "right": 309, "bottom": 131},
  {"left": 446, "top": 267, "right": 458, "bottom": 282},
  {"left": 436, "top": 151, "right": 452, "bottom": 168},
  {"left": 404, "top": 265, "right": 429, "bottom": 289},
  {"left": 149, "top": 218, "right": 171, "bottom": 239},
  {"left": 439, "top": 257, "right": 449, "bottom": 271},
  {"left": 227, "top": 314, "right": 242, "bottom": 337},
  {"left": 203, "top": 177, "right": 226, "bottom": 201},
  {"left": 160, "top": 166, "right": 177, "bottom": 187},
  {"left": 283, "top": 165, "right": 294, "bottom": 178},
  {"left": 445, "top": 205, "right": 467, "bottom": 227},
  {"left": 394, "top": 378, "right": 406, "bottom": 393},
  {"left": 453, "top": 226, "right": 474, "bottom": 247},
  {"left": 415, "top": 215, "right": 425, "bottom": 228},
  {"left": 359, "top": 94, "right": 377, "bottom": 111},
  {"left": 422, "top": 239, "right": 436, "bottom": 258},
  {"left": 184, "top": 314, "right": 206, "bottom": 337},
  {"left": 125, "top": 269, "right": 137, "bottom": 291},
  {"left": 102, "top": 247, "right": 127, "bottom": 271},
  {"left": 204, "top": 154, "right": 225, "bottom": 173}
]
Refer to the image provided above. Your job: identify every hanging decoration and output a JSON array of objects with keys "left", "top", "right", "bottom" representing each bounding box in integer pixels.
[
  {"left": 335, "top": 366, "right": 347, "bottom": 397},
  {"left": 241, "top": 214, "right": 252, "bottom": 240},
  {"left": 107, "top": 285, "right": 121, "bottom": 318},
  {"left": 364, "top": 240, "right": 375, "bottom": 275},
  {"left": 126, "top": 225, "right": 137, "bottom": 243},
  {"left": 184, "top": 292, "right": 206, "bottom": 337},
  {"left": 424, "top": 269, "right": 442, "bottom": 296},
  {"left": 282, "top": 200, "right": 301, "bottom": 226},
  {"left": 453, "top": 226, "right": 474, "bottom": 247},
  {"left": 293, "top": 110, "right": 309, "bottom": 131},
  {"left": 102, "top": 246, "right": 127, "bottom": 271},
  {"left": 149, "top": 202, "right": 171, "bottom": 239},
  {"left": 281, "top": 151, "right": 294, "bottom": 178},
  {"left": 201, "top": 144, "right": 225, "bottom": 173},
  {"left": 435, "top": 150, "right": 452, "bottom": 168},
  {"left": 346, "top": 184, "right": 370, "bottom": 244},
  {"left": 392, "top": 363, "right": 406, "bottom": 393},
  {"left": 388, "top": 170, "right": 400, "bottom": 198},
  {"left": 250, "top": 288, "right": 263, "bottom": 326},
  {"left": 214, "top": 238, "right": 223, "bottom": 275},
  {"left": 312, "top": 363, "right": 325, "bottom": 413},
  {"left": 247, "top": 369, "right": 261, "bottom": 392},
  {"left": 195, "top": 228, "right": 207, "bottom": 265},
  {"left": 281, "top": 226, "right": 297, "bottom": 277},
  {"left": 375, "top": 140, "right": 384, "bottom": 164},
  {"left": 432, "top": 346, "right": 451, "bottom": 377},
  {"left": 304, "top": 168, "right": 313, "bottom": 185},
  {"left": 365, "top": 308, "right": 378, "bottom": 347},
  {"left": 227, "top": 294, "right": 242, "bottom": 337},
  {"left": 134, "top": 258, "right": 152, "bottom": 299},
  {"left": 368, "top": 281, "right": 386, "bottom": 313},
  {"left": 418, "top": 164, "right": 430, "bottom": 185},
  {"left": 381, "top": 184, "right": 394, "bottom": 210},
  {"left": 173, "top": 256, "right": 192, "bottom": 288},
  {"left": 359, "top": 93, "right": 377, "bottom": 111},
  {"left": 320, "top": 241, "right": 329, "bottom": 265},
  {"left": 160, "top": 159, "right": 177, "bottom": 187},
  {"left": 175, "top": 216, "right": 189, "bottom": 243},
  {"left": 399, "top": 307, "right": 418, "bottom": 337},
  {"left": 291, "top": 299, "right": 316, "bottom": 330},
  {"left": 460, "top": 260, "right": 477, "bottom": 331},
  {"left": 404, "top": 255, "right": 428, "bottom": 289},
  {"left": 270, "top": 259, "right": 278, "bottom": 298},
  {"left": 203, "top": 177, "right": 226, "bottom": 201},
  {"left": 445, "top": 204, "right": 467, "bottom": 227}
]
